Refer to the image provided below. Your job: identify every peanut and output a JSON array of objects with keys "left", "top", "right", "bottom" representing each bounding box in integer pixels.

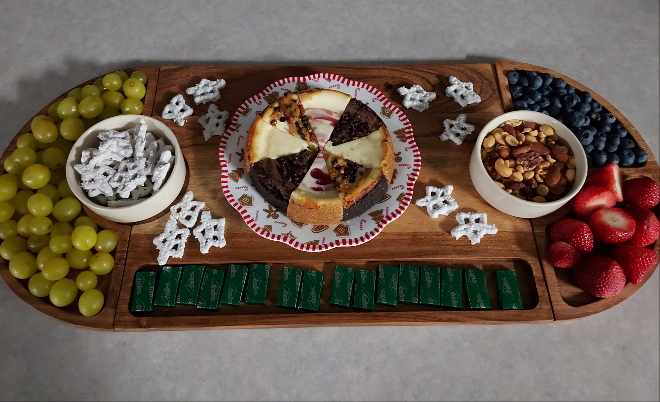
[
  {"left": 516, "top": 165, "right": 525, "bottom": 174},
  {"left": 532, "top": 196, "right": 546, "bottom": 203},
  {"left": 505, "top": 135, "right": 519, "bottom": 147},
  {"left": 516, "top": 133, "right": 526, "bottom": 143},
  {"left": 537, "top": 184, "right": 549, "bottom": 196},
  {"left": 525, "top": 135, "right": 537, "bottom": 142},
  {"left": 491, "top": 127, "right": 504, "bottom": 135},
  {"left": 495, "top": 181, "right": 505, "bottom": 189},
  {"left": 483, "top": 135, "right": 496, "bottom": 148},
  {"left": 530, "top": 130, "right": 539, "bottom": 137},
  {"left": 539, "top": 124, "right": 554, "bottom": 136},
  {"left": 522, "top": 127, "right": 532, "bottom": 133},
  {"left": 494, "top": 133, "right": 506, "bottom": 145},
  {"left": 566, "top": 168, "right": 576, "bottom": 183},
  {"left": 511, "top": 171, "right": 524, "bottom": 182},
  {"left": 567, "top": 156, "right": 576, "bottom": 169},
  {"left": 523, "top": 171, "right": 535, "bottom": 180}
]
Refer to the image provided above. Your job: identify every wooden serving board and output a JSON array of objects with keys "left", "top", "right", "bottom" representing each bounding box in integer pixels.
[{"left": 0, "top": 63, "right": 657, "bottom": 331}]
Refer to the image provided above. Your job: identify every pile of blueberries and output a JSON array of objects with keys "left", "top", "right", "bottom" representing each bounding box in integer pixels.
[{"left": 506, "top": 70, "right": 648, "bottom": 167}]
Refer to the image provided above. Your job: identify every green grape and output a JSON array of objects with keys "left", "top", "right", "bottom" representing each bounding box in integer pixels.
[
  {"left": 0, "top": 235, "right": 27, "bottom": 259},
  {"left": 28, "top": 272, "right": 55, "bottom": 297},
  {"left": 59, "top": 117, "right": 85, "bottom": 141},
  {"left": 49, "top": 278, "right": 77, "bottom": 307},
  {"left": 0, "top": 173, "right": 18, "bottom": 201},
  {"left": 57, "top": 97, "right": 80, "bottom": 119},
  {"left": 93, "top": 78, "right": 105, "bottom": 91},
  {"left": 68, "top": 87, "right": 84, "bottom": 103},
  {"left": 49, "top": 234, "right": 72, "bottom": 254},
  {"left": 16, "top": 132, "right": 40, "bottom": 151},
  {"left": 37, "top": 184, "right": 60, "bottom": 205},
  {"left": 50, "top": 221, "right": 73, "bottom": 237},
  {"left": 48, "top": 101, "right": 62, "bottom": 123},
  {"left": 8, "top": 251, "right": 38, "bottom": 279},
  {"left": 81, "top": 85, "right": 101, "bottom": 99},
  {"left": 27, "top": 234, "right": 50, "bottom": 253},
  {"left": 32, "top": 120, "right": 59, "bottom": 143},
  {"left": 0, "top": 201, "right": 15, "bottom": 222},
  {"left": 97, "top": 106, "right": 120, "bottom": 121},
  {"left": 122, "top": 78, "right": 146, "bottom": 99},
  {"left": 27, "top": 193, "right": 54, "bottom": 216},
  {"left": 101, "top": 90, "right": 124, "bottom": 109},
  {"left": 50, "top": 137, "right": 73, "bottom": 157},
  {"left": 114, "top": 70, "right": 129, "bottom": 83},
  {"left": 66, "top": 247, "right": 93, "bottom": 269},
  {"left": 79, "top": 95, "right": 104, "bottom": 118},
  {"left": 22, "top": 164, "right": 51, "bottom": 189},
  {"left": 94, "top": 229, "right": 117, "bottom": 252},
  {"left": 4, "top": 157, "right": 21, "bottom": 174},
  {"left": 35, "top": 151, "right": 43, "bottom": 165},
  {"left": 76, "top": 270, "right": 97, "bottom": 291},
  {"left": 89, "top": 251, "right": 113, "bottom": 275},
  {"left": 38, "top": 141, "right": 51, "bottom": 151},
  {"left": 74, "top": 216, "right": 98, "bottom": 232},
  {"left": 57, "top": 179, "right": 75, "bottom": 199},
  {"left": 81, "top": 117, "right": 98, "bottom": 130},
  {"left": 31, "top": 115, "right": 55, "bottom": 132},
  {"left": 52, "top": 197, "right": 80, "bottom": 222},
  {"left": 16, "top": 172, "right": 30, "bottom": 191},
  {"left": 79, "top": 289, "right": 104, "bottom": 317},
  {"left": 71, "top": 225, "right": 96, "bottom": 250},
  {"left": 120, "top": 98, "right": 143, "bottom": 115},
  {"left": 130, "top": 70, "right": 148, "bottom": 86},
  {"left": 11, "top": 147, "right": 37, "bottom": 169},
  {"left": 41, "top": 147, "right": 66, "bottom": 170},
  {"left": 29, "top": 215, "right": 52, "bottom": 235},
  {"left": 36, "top": 247, "right": 61, "bottom": 270},
  {"left": 11, "top": 189, "right": 33, "bottom": 215},
  {"left": 102, "top": 73, "right": 122, "bottom": 91},
  {"left": 0, "top": 220, "right": 18, "bottom": 240},
  {"left": 42, "top": 257, "right": 70, "bottom": 281},
  {"left": 17, "top": 213, "right": 35, "bottom": 237},
  {"left": 49, "top": 168, "right": 66, "bottom": 187}
]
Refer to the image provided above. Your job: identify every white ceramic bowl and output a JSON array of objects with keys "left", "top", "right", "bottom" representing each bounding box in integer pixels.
[
  {"left": 65, "top": 115, "right": 185, "bottom": 223},
  {"left": 469, "top": 110, "right": 587, "bottom": 219}
]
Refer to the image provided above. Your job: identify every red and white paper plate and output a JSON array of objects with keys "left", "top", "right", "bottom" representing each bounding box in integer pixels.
[{"left": 219, "top": 73, "right": 421, "bottom": 252}]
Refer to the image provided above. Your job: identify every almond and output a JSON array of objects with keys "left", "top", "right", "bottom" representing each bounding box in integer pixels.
[
  {"left": 545, "top": 164, "right": 561, "bottom": 188},
  {"left": 511, "top": 145, "right": 531, "bottom": 158},
  {"left": 548, "top": 143, "right": 569, "bottom": 163}
]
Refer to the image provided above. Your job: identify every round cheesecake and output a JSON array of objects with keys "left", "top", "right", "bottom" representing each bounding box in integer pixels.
[{"left": 245, "top": 88, "right": 394, "bottom": 225}]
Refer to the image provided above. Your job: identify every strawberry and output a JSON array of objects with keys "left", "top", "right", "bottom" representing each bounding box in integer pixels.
[
  {"left": 589, "top": 207, "right": 636, "bottom": 243},
  {"left": 573, "top": 256, "right": 626, "bottom": 298},
  {"left": 550, "top": 219, "right": 594, "bottom": 252},
  {"left": 622, "top": 177, "right": 660, "bottom": 209},
  {"left": 584, "top": 163, "right": 623, "bottom": 202},
  {"left": 611, "top": 244, "right": 659, "bottom": 284},
  {"left": 572, "top": 185, "right": 617, "bottom": 220},
  {"left": 624, "top": 204, "right": 660, "bottom": 247},
  {"left": 549, "top": 241, "right": 582, "bottom": 268}
]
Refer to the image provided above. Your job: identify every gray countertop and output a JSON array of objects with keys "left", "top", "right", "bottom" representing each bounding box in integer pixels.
[{"left": 0, "top": 1, "right": 658, "bottom": 400}]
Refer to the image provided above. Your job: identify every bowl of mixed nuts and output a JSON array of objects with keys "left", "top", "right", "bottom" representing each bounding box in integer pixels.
[{"left": 469, "top": 110, "right": 588, "bottom": 218}]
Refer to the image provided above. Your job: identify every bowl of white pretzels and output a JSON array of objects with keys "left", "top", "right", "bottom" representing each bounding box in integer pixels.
[{"left": 65, "top": 115, "right": 186, "bottom": 223}]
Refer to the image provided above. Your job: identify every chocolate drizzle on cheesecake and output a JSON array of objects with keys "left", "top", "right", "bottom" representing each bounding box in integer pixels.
[{"left": 329, "top": 98, "right": 384, "bottom": 146}]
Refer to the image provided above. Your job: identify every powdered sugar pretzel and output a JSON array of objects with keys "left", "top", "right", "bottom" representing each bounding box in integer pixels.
[
  {"left": 198, "top": 104, "right": 229, "bottom": 141},
  {"left": 186, "top": 78, "right": 226, "bottom": 104},
  {"left": 192, "top": 210, "right": 227, "bottom": 253},
  {"left": 397, "top": 85, "right": 436, "bottom": 112},
  {"left": 445, "top": 76, "right": 481, "bottom": 107},
  {"left": 153, "top": 218, "right": 190, "bottom": 265},
  {"left": 450, "top": 212, "right": 498, "bottom": 245},
  {"left": 439, "top": 114, "right": 475, "bottom": 145},
  {"left": 415, "top": 185, "right": 459, "bottom": 218},
  {"left": 162, "top": 94, "right": 193, "bottom": 126},
  {"left": 170, "top": 191, "right": 205, "bottom": 228}
]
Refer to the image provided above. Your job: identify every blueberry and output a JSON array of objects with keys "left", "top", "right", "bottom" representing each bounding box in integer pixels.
[
  {"left": 540, "top": 85, "right": 553, "bottom": 97},
  {"left": 622, "top": 138, "right": 635, "bottom": 149},
  {"left": 583, "top": 144, "right": 594, "bottom": 154},
  {"left": 634, "top": 147, "right": 648, "bottom": 164},
  {"left": 578, "top": 128, "right": 594, "bottom": 145},
  {"left": 606, "top": 152, "right": 620, "bottom": 165},
  {"left": 566, "top": 85, "right": 576, "bottom": 94},
  {"left": 525, "top": 71, "right": 537, "bottom": 77},
  {"left": 580, "top": 92, "right": 592, "bottom": 104},
  {"left": 606, "top": 132, "right": 621, "bottom": 146},
  {"left": 546, "top": 105, "right": 561, "bottom": 116},
  {"left": 551, "top": 97, "right": 562, "bottom": 109},
  {"left": 563, "top": 93, "right": 580, "bottom": 108},
  {"left": 540, "top": 73, "right": 553, "bottom": 86},
  {"left": 521, "top": 95, "right": 535, "bottom": 105},
  {"left": 537, "top": 97, "right": 550, "bottom": 109},
  {"left": 555, "top": 115, "right": 565, "bottom": 124},
  {"left": 590, "top": 101, "right": 602, "bottom": 113},
  {"left": 586, "top": 154, "right": 593, "bottom": 167},
  {"left": 555, "top": 88, "right": 568, "bottom": 97},
  {"left": 582, "top": 115, "right": 591, "bottom": 127},
  {"left": 591, "top": 150, "right": 607, "bottom": 167},
  {"left": 599, "top": 122, "right": 612, "bottom": 133},
  {"left": 604, "top": 141, "right": 619, "bottom": 153},
  {"left": 585, "top": 126, "right": 598, "bottom": 135},
  {"left": 588, "top": 111, "right": 601, "bottom": 122},
  {"left": 614, "top": 123, "right": 628, "bottom": 137},
  {"left": 530, "top": 75, "right": 543, "bottom": 89},
  {"left": 540, "top": 109, "right": 550, "bottom": 115},
  {"left": 570, "top": 112, "right": 588, "bottom": 128},
  {"left": 618, "top": 149, "right": 635, "bottom": 167},
  {"left": 552, "top": 78, "right": 566, "bottom": 88},
  {"left": 506, "top": 71, "right": 519, "bottom": 85},
  {"left": 518, "top": 76, "right": 530, "bottom": 87},
  {"left": 574, "top": 102, "right": 591, "bottom": 114},
  {"left": 513, "top": 100, "right": 528, "bottom": 110},
  {"left": 563, "top": 107, "right": 575, "bottom": 118},
  {"left": 528, "top": 104, "right": 541, "bottom": 112},
  {"left": 592, "top": 137, "right": 606, "bottom": 151},
  {"left": 510, "top": 85, "right": 524, "bottom": 99},
  {"left": 602, "top": 112, "right": 616, "bottom": 124},
  {"left": 524, "top": 87, "right": 542, "bottom": 102}
]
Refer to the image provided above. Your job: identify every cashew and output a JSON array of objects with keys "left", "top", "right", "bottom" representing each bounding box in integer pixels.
[
  {"left": 495, "top": 158, "right": 513, "bottom": 177},
  {"left": 535, "top": 173, "right": 544, "bottom": 183}
]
